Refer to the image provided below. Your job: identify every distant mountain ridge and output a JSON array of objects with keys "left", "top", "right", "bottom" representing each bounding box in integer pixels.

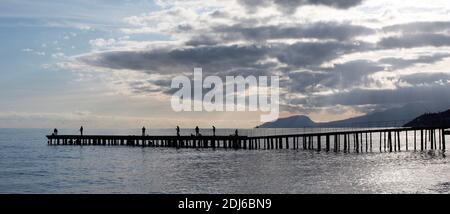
[
  {"left": 404, "top": 109, "right": 450, "bottom": 127},
  {"left": 259, "top": 102, "right": 450, "bottom": 128}
]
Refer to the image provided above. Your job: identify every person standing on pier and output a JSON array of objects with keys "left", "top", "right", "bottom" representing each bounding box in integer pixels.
[
  {"left": 235, "top": 129, "right": 239, "bottom": 136},
  {"left": 80, "top": 126, "right": 84, "bottom": 136},
  {"left": 195, "top": 126, "right": 200, "bottom": 136},
  {"left": 176, "top": 126, "right": 180, "bottom": 136},
  {"left": 212, "top": 126, "right": 216, "bottom": 136},
  {"left": 142, "top": 126, "right": 146, "bottom": 136},
  {"left": 53, "top": 128, "right": 58, "bottom": 136}
]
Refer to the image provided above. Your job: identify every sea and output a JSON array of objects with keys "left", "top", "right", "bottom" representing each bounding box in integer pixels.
[{"left": 1, "top": 128, "right": 449, "bottom": 194}]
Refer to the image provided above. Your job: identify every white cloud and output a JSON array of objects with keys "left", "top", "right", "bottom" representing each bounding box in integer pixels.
[
  {"left": 89, "top": 38, "right": 117, "bottom": 49},
  {"left": 22, "top": 48, "right": 46, "bottom": 56},
  {"left": 51, "top": 52, "right": 66, "bottom": 59}
]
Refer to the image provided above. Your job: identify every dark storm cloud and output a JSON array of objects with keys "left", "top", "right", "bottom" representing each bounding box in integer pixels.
[
  {"left": 210, "top": 22, "right": 374, "bottom": 42},
  {"left": 276, "top": 41, "right": 372, "bottom": 67},
  {"left": 80, "top": 39, "right": 381, "bottom": 99},
  {"left": 400, "top": 72, "right": 450, "bottom": 85},
  {"left": 383, "top": 21, "right": 450, "bottom": 34},
  {"left": 186, "top": 21, "right": 375, "bottom": 46},
  {"left": 285, "top": 53, "right": 450, "bottom": 94},
  {"left": 292, "top": 85, "right": 450, "bottom": 108},
  {"left": 79, "top": 44, "right": 270, "bottom": 75},
  {"left": 378, "top": 33, "right": 450, "bottom": 49},
  {"left": 287, "top": 59, "right": 383, "bottom": 93},
  {"left": 185, "top": 35, "right": 221, "bottom": 46},
  {"left": 80, "top": 40, "right": 372, "bottom": 76},
  {"left": 175, "top": 24, "right": 193, "bottom": 32},
  {"left": 78, "top": 10, "right": 450, "bottom": 115},
  {"left": 321, "top": 60, "right": 383, "bottom": 87},
  {"left": 287, "top": 71, "right": 329, "bottom": 93},
  {"left": 238, "top": 0, "right": 363, "bottom": 13},
  {"left": 378, "top": 22, "right": 450, "bottom": 49},
  {"left": 81, "top": 37, "right": 450, "bottom": 100},
  {"left": 379, "top": 53, "right": 450, "bottom": 70}
]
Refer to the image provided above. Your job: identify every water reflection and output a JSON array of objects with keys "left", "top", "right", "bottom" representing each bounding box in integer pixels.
[{"left": 0, "top": 129, "right": 449, "bottom": 194}]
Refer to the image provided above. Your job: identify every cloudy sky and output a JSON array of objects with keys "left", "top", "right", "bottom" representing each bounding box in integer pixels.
[{"left": 1, "top": 0, "right": 450, "bottom": 128}]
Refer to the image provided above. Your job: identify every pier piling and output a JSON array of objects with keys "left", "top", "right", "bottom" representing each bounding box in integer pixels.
[{"left": 47, "top": 127, "right": 449, "bottom": 153}]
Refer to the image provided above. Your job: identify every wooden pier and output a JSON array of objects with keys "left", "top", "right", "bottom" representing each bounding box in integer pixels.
[{"left": 47, "top": 127, "right": 449, "bottom": 153}]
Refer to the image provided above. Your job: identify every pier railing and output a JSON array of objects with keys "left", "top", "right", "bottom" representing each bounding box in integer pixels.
[{"left": 47, "top": 126, "right": 449, "bottom": 153}]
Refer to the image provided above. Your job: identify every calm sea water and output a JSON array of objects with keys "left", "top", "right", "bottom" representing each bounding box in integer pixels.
[{"left": 1, "top": 128, "right": 450, "bottom": 194}]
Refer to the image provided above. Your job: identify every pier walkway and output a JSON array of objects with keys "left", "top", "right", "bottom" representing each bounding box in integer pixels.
[{"left": 47, "top": 127, "right": 449, "bottom": 152}]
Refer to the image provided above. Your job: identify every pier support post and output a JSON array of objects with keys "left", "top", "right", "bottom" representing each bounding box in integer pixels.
[
  {"left": 335, "top": 135, "right": 339, "bottom": 152},
  {"left": 379, "top": 132, "right": 382, "bottom": 152},
  {"left": 317, "top": 135, "right": 321, "bottom": 151},
  {"left": 421, "top": 130, "right": 424, "bottom": 151},
  {"left": 405, "top": 131, "right": 408, "bottom": 151},
  {"left": 388, "top": 132, "right": 393, "bottom": 153},
  {"left": 442, "top": 129, "right": 446, "bottom": 151},
  {"left": 439, "top": 129, "right": 442, "bottom": 150},
  {"left": 365, "top": 132, "right": 368, "bottom": 152},
  {"left": 344, "top": 134, "right": 347, "bottom": 152},
  {"left": 431, "top": 129, "right": 434, "bottom": 150},
  {"left": 433, "top": 129, "right": 436, "bottom": 150},
  {"left": 414, "top": 130, "right": 416, "bottom": 151},
  {"left": 326, "top": 135, "right": 330, "bottom": 152},
  {"left": 302, "top": 136, "right": 306, "bottom": 150}
]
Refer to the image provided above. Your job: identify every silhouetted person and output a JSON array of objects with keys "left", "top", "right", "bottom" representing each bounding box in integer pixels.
[
  {"left": 195, "top": 126, "right": 200, "bottom": 136},
  {"left": 212, "top": 126, "right": 216, "bottom": 136},
  {"left": 142, "top": 126, "right": 146, "bottom": 136},
  {"left": 80, "top": 126, "right": 84, "bottom": 136},
  {"left": 235, "top": 129, "right": 239, "bottom": 136},
  {"left": 53, "top": 128, "right": 58, "bottom": 136},
  {"left": 176, "top": 126, "right": 180, "bottom": 136}
]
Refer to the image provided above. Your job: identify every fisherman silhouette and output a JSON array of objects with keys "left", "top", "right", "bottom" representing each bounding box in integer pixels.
[
  {"left": 80, "top": 126, "right": 84, "bottom": 136},
  {"left": 195, "top": 126, "right": 200, "bottom": 136},
  {"left": 176, "top": 126, "right": 180, "bottom": 136},
  {"left": 212, "top": 126, "right": 216, "bottom": 136},
  {"left": 142, "top": 126, "right": 146, "bottom": 136},
  {"left": 235, "top": 129, "right": 239, "bottom": 136},
  {"left": 53, "top": 128, "right": 58, "bottom": 136}
]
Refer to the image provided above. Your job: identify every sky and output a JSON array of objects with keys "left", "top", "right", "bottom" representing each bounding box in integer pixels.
[{"left": 1, "top": 0, "right": 450, "bottom": 129}]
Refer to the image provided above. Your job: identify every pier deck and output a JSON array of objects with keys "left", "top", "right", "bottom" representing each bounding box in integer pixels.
[{"left": 47, "top": 127, "right": 449, "bottom": 152}]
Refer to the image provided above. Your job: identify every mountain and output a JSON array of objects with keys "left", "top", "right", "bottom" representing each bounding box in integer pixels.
[
  {"left": 260, "top": 115, "right": 316, "bottom": 128},
  {"left": 259, "top": 102, "right": 450, "bottom": 128},
  {"left": 403, "top": 109, "right": 450, "bottom": 127}
]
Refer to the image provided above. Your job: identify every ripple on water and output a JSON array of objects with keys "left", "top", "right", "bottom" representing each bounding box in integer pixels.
[{"left": 1, "top": 128, "right": 450, "bottom": 193}]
